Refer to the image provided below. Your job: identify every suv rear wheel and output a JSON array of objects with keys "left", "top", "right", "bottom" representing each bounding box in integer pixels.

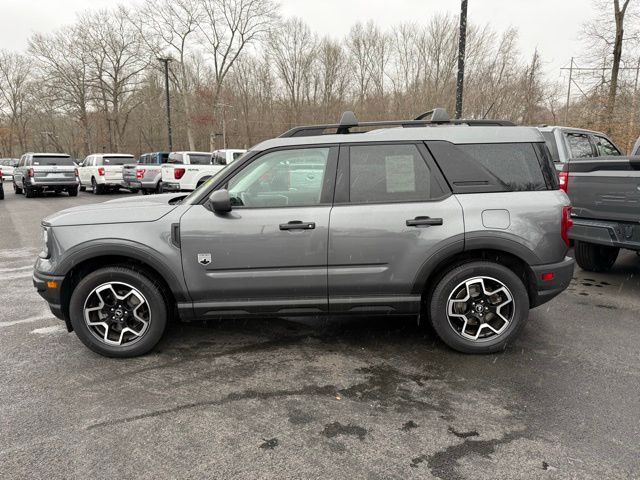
[
  {"left": 69, "top": 267, "right": 168, "bottom": 357},
  {"left": 13, "top": 181, "right": 22, "bottom": 194},
  {"left": 91, "top": 177, "right": 104, "bottom": 195},
  {"left": 428, "top": 261, "right": 529, "bottom": 354},
  {"left": 574, "top": 241, "right": 619, "bottom": 272}
]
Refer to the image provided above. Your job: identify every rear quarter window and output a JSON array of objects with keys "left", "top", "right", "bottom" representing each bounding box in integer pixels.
[{"left": 427, "top": 141, "right": 554, "bottom": 194}]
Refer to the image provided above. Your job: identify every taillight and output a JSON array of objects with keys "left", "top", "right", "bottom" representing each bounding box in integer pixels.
[
  {"left": 98, "top": 167, "right": 105, "bottom": 176},
  {"left": 174, "top": 168, "right": 186, "bottom": 180},
  {"left": 27, "top": 168, "right": 34, "bottom": 177},
  {"left": 558, "top": 171, "right": 568, "bottom": 192},
  {"left": 561, "top": 205, "right": 573, "bottom": 247},
  {"left": 136, "top": 168, "right": 144, "bottom": 179}
]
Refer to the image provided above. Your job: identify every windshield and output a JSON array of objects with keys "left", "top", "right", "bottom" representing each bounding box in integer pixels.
[
  {"left": 103, "top": 156, "right": 134, "bottom": 165},
  {"left": 31, "top": 156, "right": 74, "bottom": 166}
]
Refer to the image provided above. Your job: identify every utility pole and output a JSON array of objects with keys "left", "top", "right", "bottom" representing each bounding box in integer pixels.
[
  {"left": 455, "top": 0, "right": 468, "bottom": 119},
  {"left": 214, "top": 103, "right": 233, "bottom": 150},
  {"left": 158, "top": 57, "right": 173, "bottom": 151},
  {"left": 564, "top": 57, "right": 573, "bottom": 125}
]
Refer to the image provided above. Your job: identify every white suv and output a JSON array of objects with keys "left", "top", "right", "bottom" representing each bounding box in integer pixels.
[{"left": 78, "top": 153, "right": 135, "bottom": 194}]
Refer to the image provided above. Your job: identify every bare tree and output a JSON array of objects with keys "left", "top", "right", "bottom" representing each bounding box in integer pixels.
[
  {"left": 133, "top": 0, "right": 204, "bottom": 150},
  {"left": 78, "top": 7, "right": 150, "bottom": 151},
  {"left": 30, "top": 26, "right": 93, "bottom": 155},
  {"left": 0, "top": 50, "right": 33, "bottom": 156},
  {"left": 198, "top": 0, "right": 278, "bottom": 127}
]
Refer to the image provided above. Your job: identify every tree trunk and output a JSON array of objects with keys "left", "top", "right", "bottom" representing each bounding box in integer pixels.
[{"left": 604, "top": 0, "right": 630, "bottom": 134}]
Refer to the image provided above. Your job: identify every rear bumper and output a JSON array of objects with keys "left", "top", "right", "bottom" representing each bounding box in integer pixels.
[
  {"left": 163, "top": 182, "right": 182, "bottom": 192},
  {"left": 530, "top": 256, "right": 574, "bottom": 308},
  {"left": 122, "top": 179, "right": 142, "bottom": 189},
  {"left": 33, "top": 270, "right": 70, "bottom": 329},
  {"left": 569, "top": 218, "right": 640, "bottom": 251},
  {"left": 30, "top": 180, "right": 78, "bottom": 188}
]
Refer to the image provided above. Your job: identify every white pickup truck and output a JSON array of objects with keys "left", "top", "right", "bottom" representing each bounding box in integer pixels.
[
  {"left": 161, "top": 149, "right": 245, "bottom": 192},
  {"left": 78, "top": 153, "right": 135, "bottom": 194}
]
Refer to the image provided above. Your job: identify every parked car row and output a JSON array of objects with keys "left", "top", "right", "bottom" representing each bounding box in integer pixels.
[{"left": 4, "top": 149, "right": 246, "bottom": 199}]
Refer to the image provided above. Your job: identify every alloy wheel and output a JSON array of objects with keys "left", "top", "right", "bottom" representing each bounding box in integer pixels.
[
  {"left": 83, "top": 282, "right": 151, "bottom": 346},
  {"left": 446, "top": 276, "right": 514, "bottom": 341}
]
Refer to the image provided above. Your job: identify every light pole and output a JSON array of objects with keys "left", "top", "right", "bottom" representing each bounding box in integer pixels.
[
  {"left": 214, "top": 103, "right": 233, "bottom": 150},
  {"left": 455, "top": 0, "right": 468, "bottom": 119},
  {"left": 158, "top": 57, "right": 173, "bottom": 151}
]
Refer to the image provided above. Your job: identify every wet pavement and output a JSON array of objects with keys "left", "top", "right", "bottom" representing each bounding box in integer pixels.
[{"left": 1, "top": 186, "right": 639, "bottom": 479}]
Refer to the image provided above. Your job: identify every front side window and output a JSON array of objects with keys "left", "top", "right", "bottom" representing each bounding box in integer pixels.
[
  {"left": 349, "top": 144, "right": 439, "bottom": 203},
  {"left": 227, "top": 147, "right": 329, "bottom": 208},
  {"left": 593, "top": 136, "right": 621, "bottom": 157},
  {"left": 566, "top": 133, "right": 594, "bottom": 158}
]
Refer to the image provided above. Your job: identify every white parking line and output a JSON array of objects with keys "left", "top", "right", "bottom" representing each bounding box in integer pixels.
[
  {"left": 30, "top": 325, "right": 66, "bottom": 335},
  {"left": 0, "top": 314, "right": 52, "bottom": 328},
  {"left": 0, "top": 265, "right": 33, "bottom": 273}
]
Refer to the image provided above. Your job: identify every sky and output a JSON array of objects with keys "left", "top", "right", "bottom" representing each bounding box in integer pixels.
[{"left": 1, "top": 0, "right": 595, "bottom": 82}]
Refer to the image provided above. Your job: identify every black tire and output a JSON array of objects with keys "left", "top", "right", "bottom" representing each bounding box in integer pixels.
[
  {"left": 80, "top": 185, "right": 86, "bottom": 192},
  {"left": 69, "top": 266, "right": 168, "bottom": 358},
  {"left": 68, "top": 186, "right": 79, "bottom": 197},
  {"left": 13, "top": 181, "right": 23, "bottom": 195},
  {"left": 156, "top": 181, "right": 163, "bottom": 194},
  {"left": 0, "top": 186, "right": 4, "bottom": 200},
  {"left": 428, "top": 261, "right": 530, "bottom": 354},
  {"left": 91, "top": 177, "right": 103, "bottom": 195},
  {"left": 24, "top": 182, "right": 36, "bottom": 198},
  {"left": 129, "top": 189, "right": 139, "bottom": 194},
  {"left": 574, "top": 240, "right": 619, "bottom": 272},
  {"left": 142, "top": 189, "right": 150, "bottom": 195}
]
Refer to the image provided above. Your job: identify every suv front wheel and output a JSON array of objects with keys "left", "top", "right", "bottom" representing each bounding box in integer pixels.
[
  {"left": 69, "top": 267, "right": 168, "bottom": 357},
  {"left": 429, "top": 261, "right": 529, "bottom": 354}
]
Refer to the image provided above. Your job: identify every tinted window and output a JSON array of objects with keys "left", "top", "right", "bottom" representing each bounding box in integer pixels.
[
  {"left": 541, "top": 132, "right": 560, "bottom": 162},
  {"left": 31, "top": 156, "right": 74, "bottom": 166},
  {"left": 566, "top": 133, "right": 594, "bottom": 158},
  {"left": 228, "top": 148, "right": 329, "bottom": 208},
  {"left": 188, "top": 154, "right": 212, "bottom": 165},
  {"left": 349, "top": 144, "right": 440, "bottom": 203},
  {"left": 428, "top": 142, "right": 550, "bottom": 193},
  {"left": 213, "top": 153, "right": 227, "bottom": 165},
  {"left": 593, "top": 136, "right": 621, "bottom": 156},
  {"left": 159, "top": 153, "right": 169, "bottom": 164},
  {"left": 233, "top": 152, "right": 244, "bottom": 161},
  {"left": 103, "top": 156, "right": 133, "bottom": 165}
]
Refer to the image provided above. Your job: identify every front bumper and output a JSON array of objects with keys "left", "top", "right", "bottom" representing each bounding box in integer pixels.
[
  {"left": 33, "top": 270, "right": 70, "bottom": 329},
  {"left": 569, "top": 218, "right": 640, "bottom": 251},
  {"left": 529, "top": 256, "right": 575, "bottom": 308}
]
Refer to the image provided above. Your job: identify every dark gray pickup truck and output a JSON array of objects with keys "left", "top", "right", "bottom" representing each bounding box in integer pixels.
[{"left": 561, "top": 157, "right": 640, "bottom": 271}]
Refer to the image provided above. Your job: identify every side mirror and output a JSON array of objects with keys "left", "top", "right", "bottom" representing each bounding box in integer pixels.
[{"left": 208, "top": 189, "right": 232, "bottom": 213}]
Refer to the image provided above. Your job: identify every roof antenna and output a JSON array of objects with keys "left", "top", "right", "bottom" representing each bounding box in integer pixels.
[{"left": 337, "top": 111, "right": 358, "bottom": 134}]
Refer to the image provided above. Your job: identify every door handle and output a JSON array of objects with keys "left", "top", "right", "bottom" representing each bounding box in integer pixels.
[
  {"left": 279, "top": 220, "right": 316, "bottom": 231},
  {"left": 406, "top": 216, "right": 443, "bottom": 227}
]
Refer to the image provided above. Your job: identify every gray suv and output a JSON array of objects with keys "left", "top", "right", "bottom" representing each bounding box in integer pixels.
[{"left": 33, "top": 109, "right": 574, "bottom": 357}]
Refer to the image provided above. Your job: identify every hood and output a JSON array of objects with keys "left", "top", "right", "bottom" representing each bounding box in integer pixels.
[{"left": 44, "top": 193, "right": 187, "bottom": 227}]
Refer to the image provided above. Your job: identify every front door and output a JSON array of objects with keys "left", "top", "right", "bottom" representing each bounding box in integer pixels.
[
  {"left": 180, "top": 146, "right": 338, "bottom": 318},
  {"left": 328, "top": 143, "right": 464, "bottom": 315}
]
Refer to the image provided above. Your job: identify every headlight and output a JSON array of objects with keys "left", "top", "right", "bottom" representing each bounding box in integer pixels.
[{"left": 39, "top": 226, "right": 50, "bottom": 259}]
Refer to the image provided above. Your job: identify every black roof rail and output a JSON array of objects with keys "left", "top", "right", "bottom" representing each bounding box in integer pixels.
[{"left": 279, "top": 108, "right": 515, "bottom": 138}]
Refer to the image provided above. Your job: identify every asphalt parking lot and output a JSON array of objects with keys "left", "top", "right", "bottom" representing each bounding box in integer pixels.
[{"left": 0, "top": 185, "right": 639, "bottom": 479}]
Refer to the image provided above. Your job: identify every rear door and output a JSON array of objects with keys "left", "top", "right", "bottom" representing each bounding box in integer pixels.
[
  {"left": 328, "top": 142, "right": 463, "bottom": 315},
  {"left": 179, "top": 145, "right": 338, "bottom": 317}
]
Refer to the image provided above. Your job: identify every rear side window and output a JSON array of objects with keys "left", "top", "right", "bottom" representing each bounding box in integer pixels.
[
  {"left": 31, "top": 156, "right": 74, "bottom": 166},
  {"left": 348, "top": 144, "right": 444, "bottom": 203},
  {"left": 566, "top": 133, "right": 594, "bottom": 158},
  {"left": 188, "top": 154, "right": 212, "bottom": 165},
  {"left": 427, "top": 142, "right": 551, "bottom": 193}
]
